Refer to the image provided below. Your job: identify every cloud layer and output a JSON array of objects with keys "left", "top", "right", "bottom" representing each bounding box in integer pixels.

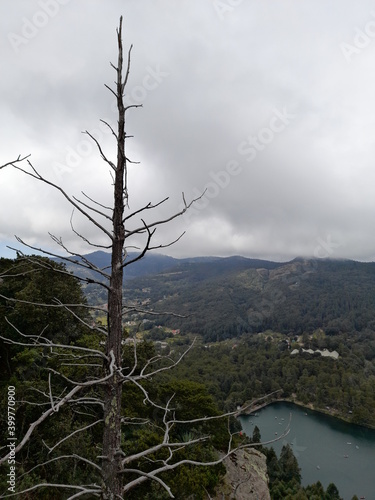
[{"left": 1, "top": 0, "right": 375, "bottom": 262}]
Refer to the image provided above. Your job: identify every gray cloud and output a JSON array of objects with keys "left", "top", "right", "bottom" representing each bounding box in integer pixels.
[{"left": 1, "top": 0, "right": 375, "bottom": 262}]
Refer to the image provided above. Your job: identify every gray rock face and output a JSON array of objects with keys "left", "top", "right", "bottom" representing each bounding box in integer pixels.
[{"left": 212, "top": 448, "right": 270, "bottom": 500}]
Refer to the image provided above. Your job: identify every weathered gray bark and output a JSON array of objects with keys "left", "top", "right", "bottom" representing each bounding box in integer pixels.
[
  {"left": 0, "top": 17, "right": 289, "bottom": 499},
  {"left": 102, "top": 17, "right": 127, "bottom": 498}
]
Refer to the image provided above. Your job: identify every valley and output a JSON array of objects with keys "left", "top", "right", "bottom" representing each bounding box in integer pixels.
[{"left": 67, "top": 251, "right": 375, "bottom": 428}]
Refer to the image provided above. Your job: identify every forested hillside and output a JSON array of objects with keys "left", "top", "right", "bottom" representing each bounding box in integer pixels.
[
  {"left": 166, "top": 333, "right": 375, "bottom": 428},
  {"left": 1, "top": 254, "right": 371, "bottom": 499},
  {"left": 0, "top": 256, "right": 89, "bottom": 381},
  {"left": 121, "top": 256, "right": 375, "bottom": 341},
  {"left": 69, "top": 251, "right": 375, "bottom": 426},
  {"left": 0, "top": 256, "right": 230, "bottom": 497}
]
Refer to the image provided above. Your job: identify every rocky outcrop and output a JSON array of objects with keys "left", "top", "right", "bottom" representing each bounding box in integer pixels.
[{"left": 212, "top": 448, "right": 270, "bottom": 500}]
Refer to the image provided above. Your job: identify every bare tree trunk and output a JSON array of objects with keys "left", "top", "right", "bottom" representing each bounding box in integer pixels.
[
  {"left": 102, "top": 17, "right": 126, "bottom": 498},
  {"left": 0, "top": 17, "right": 289, "bottom": 500}
]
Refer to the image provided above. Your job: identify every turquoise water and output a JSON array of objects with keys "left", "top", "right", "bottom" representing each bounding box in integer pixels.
[{"left": 239, "top": 402, "right": 375, "bottom": 500}]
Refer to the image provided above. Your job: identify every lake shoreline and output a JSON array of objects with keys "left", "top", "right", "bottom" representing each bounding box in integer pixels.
[
  {"left": 239, "top": 401, "right": 375, "bottom": 499},
  {"left": 239, "top": 396, "right": 375, "bottom": 431}
]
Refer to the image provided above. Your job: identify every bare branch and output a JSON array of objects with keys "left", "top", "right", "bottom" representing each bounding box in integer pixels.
[
  {"left": 48, "top": 373, "right": 56, "bottom": 411},
  {"left": 100, "top": 118, "right": 118, "bottom": 140},
  {"left": 122, "top": 415, "right": 290, "bottom": 496},
  {"left": 124, "top": 103, "right": 143, "bottom": 113},
  {"left": 0, "top": 289, "right": 107, "bottom": 315},
  {"left": 71, "top": 397, "right": 104, "bottom": 409},
  {"left": 121, "top": 219, "right": 155, "bottom": 268},
  {"left": 123, "top": 197, "right": 169, "bottom": 224},
  {"left": 121, "top": 305, "right": 187, "bottom": 318},
  {"left": 69, "top": 202, "right": 111, "bottom": 234},
  {"left": 67, "top": 489, "right": 101, "bottom": 499},
  {"left": 0, "top": 384, "right": 83, "bottom": 466},
  {"left": 52, "top": 298, "right": 108, "bottom": 336},
  {"left": 81, "top": 190, "right": 113, "bottom": 212},
  {"left": 148, "top": 230, "right": 186, "bottom": 252},
  {"left": 61, "top": 363, "right": 102, "bottom": 368},
  {"left": 0, "top": 269, "right": 35, "bottom": 280},
  {"left": 47, "top": 234, "right": 111, "bottom": 281},
  {"left": 8, "top": 242, "right": 111, "bottom": 288},
  {"left": 124, "top": 155, "right": 140, "bottom": 165},
  {"left": 83, "top": 129, "right": 116, "bottom": 172},
  {"left": 126, "top": 337, "right": 138, "bottom": 378},
  {"left": 121, "top": 434, "right": 209, "bottom": 468},
  {"left": 0, "top": 154, "right": 31, "bottom": 169},
  {"left": 10, "top": 159, "right": 113, "bottom": 240},
  {"left": 121, "top": 416, "right": 150, "bottom": 426},
  {"left": 125, "top": 377, "right": 170, "bottom": 413},
  {"left": 70, "top": 210, "right": 109, "bottom": 249},
  {"left": 125, "top": 191, "right": 206, "bottom": 239},
  {"left": 118, "top": 388, "right": 288, "bottom": 496},
  {"left": 0, "top": 483, "right": 101, "bottom": 499},
  {"left": 0, "top": 17, "right": 263, "bottom": 499},
  {"left": 46, "top": 419, "right": 102, "bottom": 454},
  {"left": 0, "top": 317, "right": 108, "bottom": 361},
  {"left": 104, "top": 82, "right": 118, "bottom": 99},
  {"left": 18, "top": 454, "right": 102, "bottom": 481},
  {"left": 136, "top": 339, "right": 196, "bottom": 379},
  {"left": 122, "top": 469, "right": 174, "bottom": 498},
  {"left": 123, "top": 43, "right": 133, "bottom": 92},
  {"left": 46, "top": 350, "right": 116, "bottom": 387}
]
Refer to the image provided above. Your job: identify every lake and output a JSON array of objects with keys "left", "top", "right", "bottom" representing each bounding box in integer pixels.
[{"left": 239, "top": 402, "right": 375, "bottom": 500}]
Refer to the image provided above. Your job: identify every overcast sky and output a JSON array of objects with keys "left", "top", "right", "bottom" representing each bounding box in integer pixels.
[{"left": 1, "top": 0, "right": 375, "bottom": 262}]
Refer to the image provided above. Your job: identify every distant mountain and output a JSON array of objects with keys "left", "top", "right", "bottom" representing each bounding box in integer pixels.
[
  {"left": 123, "top": 257, "right": 375, "bottom": 341},
  {"left": 56, "top": 252, "right": 375, "bottom": 342},
  {"left": 55, "top": 251, "right": 178, "bottom": 281},
  {"left": 56, "top": 251, "right": 280, "bottom": 281}
]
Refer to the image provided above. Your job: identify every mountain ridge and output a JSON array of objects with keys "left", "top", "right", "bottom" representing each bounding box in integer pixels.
[
  {"left": 54, "top": 251, "right": 375, "bottom": 342},
  {"left": 122, "top": 255, "right": 375, "bottom": 341},
  {"left": 55, "top": 250, "right": 284, "bottom": 280}
]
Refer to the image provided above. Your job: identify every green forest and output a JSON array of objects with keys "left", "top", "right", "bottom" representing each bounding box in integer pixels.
[
  {"left": 124, "top": 257, "right": 375, "bottom": 341},
  {"left": 1, "top": 255, "right": 373, "bottom": 498},
  {"left": 161, "top": 332, "right": 375, "bottom": 428}
]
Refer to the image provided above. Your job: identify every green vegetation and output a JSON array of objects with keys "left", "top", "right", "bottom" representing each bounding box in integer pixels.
[
  {"left": 1, "top": 254, "right": 374, "bottom": 497},
  {"left": 0, "top": 256, "right": 99, "bottom": 496},
  {"left": 0, "top": 257, "right": 229, "bottom": 497},
  {"left": 123, "top": 257, "right": 375, "bottom": 343},
  {"left": 0, "top": 256, "right": 89, "bottom": 381},
  {"left": 250, "top": 430, "right": 343, "bottom": 499},
  {"left": 122, "top": 375, "right": 227, "bottom": 499},
  {"left": 81, "top": 253, "right": 375, "bottom": 427},
  {"left": 167, "top": 333, "right": 375, "bottom": 428}
]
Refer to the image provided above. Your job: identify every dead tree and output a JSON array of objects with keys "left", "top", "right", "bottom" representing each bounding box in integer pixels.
[{"left": 0, "top": 18, "right": 289, "bottom": 499}]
